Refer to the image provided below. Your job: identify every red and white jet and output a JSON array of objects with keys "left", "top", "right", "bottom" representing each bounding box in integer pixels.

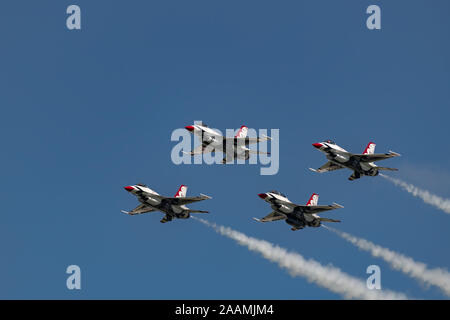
[
  {"left": 122, "top": 184, "right": 211, "bottom": 223},
  {"left": 184, "top": 123, "right": 270, "bottom": 163},
  {"left": 310, "top": 140, "right": 400, "bottom": 181},
  {"left": 254, "top": 191, "right": 343, "bottom": 231}
]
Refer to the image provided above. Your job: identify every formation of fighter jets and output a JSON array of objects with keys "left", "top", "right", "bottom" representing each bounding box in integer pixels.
[{"left": 122, "top": 123, "right": 400, "bottom": 231}]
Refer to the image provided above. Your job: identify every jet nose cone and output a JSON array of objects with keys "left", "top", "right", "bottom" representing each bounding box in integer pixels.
[
  {"left": 258, "top": 193, "right": 268, "bottom": 199},
  {"left": 185, "top": 126, "right": 195, "bottom": 132},
  {"left": 312, "top": 143, "right": 323, "bottom": 149},
  {"left": 124, "top": 186, "right": 134, "bottom": 192}
]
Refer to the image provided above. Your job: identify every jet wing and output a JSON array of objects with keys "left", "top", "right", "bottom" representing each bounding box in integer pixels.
[
  {"left": 182, "top": 144, "right": 214, "bottom": 156},
  {"left": 253, "top": 211, "right": 287, "bottom": 222},
  {"left": 166, "top": 194, "right": 212, "bottom": 205},
  {"left": 352, "top": 151, "right": 401, "bottom": 163},
  {"left": 309, "top": 161, "right": 345, "bottom": 173},
  {"left": 301, "top": 203, "right": 344, "bottom": 215},
  {"left": 121, "top": 204, "right": 155, "bottom": 215},
  {"left": 226, "top": 135, "right": 271, "bottom": 146},
  {"left": 275, "top": 199, "right": 343, "bottom": 214}
]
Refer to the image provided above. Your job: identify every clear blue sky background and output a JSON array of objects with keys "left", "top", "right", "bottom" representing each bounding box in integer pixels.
[{"left": 1, "top": 1, "right": 450, "bottom": 299}]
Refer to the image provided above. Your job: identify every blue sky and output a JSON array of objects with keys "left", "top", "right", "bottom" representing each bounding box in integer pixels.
[{"left": 1, "top": 0, "right": 450, "bottom": 299}]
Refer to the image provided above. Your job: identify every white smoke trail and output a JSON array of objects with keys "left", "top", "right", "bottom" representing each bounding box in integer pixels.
[
  {"left": 324, "top": 225, "right": 450, "bottom": 297},
  {"left": 380, "top": 173, "right": 450, "bottom": 215},
  {"left": 193, "top": 217, "right": 407, "bottom": 300}
]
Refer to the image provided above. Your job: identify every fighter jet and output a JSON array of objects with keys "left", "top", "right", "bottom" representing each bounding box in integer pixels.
[
  {"left": 310, "top": 140, "right": 400, "bottom": 181},
  {"left": 254, "top": 191, "right": 343, "bottom": 231},
  {"left": 122, "top": 184, "right": 211, "bottom": 223},
  {"left": 184, "top": 123, "right": 271, "bottom": 163}
]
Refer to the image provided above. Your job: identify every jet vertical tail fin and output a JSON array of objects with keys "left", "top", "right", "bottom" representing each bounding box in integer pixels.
[
  {"left": 363, "top": 142, "right": 376, "bottom": 155},
  {"left": 174, "top": 185, "right": 188, "bottom": 198},
  {"left": 306, "top": 193, "right": 319, "bottom": 206},
  {"left": 235, "top": 125, "right": 248, "bottom": 138}
]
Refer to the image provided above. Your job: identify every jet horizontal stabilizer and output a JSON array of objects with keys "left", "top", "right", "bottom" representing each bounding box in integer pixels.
[
  {"left": 188, "top": 210, "right": 209, "bottom": 214},
  {"left": 388, "top": 150, "right": 401, "bottom": 156},
  {"left": 318, "top": 217, "right": 341, "bottom": 223},
  {"left": 377, "top": 167, "right": 398, "bottom": 171}
]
